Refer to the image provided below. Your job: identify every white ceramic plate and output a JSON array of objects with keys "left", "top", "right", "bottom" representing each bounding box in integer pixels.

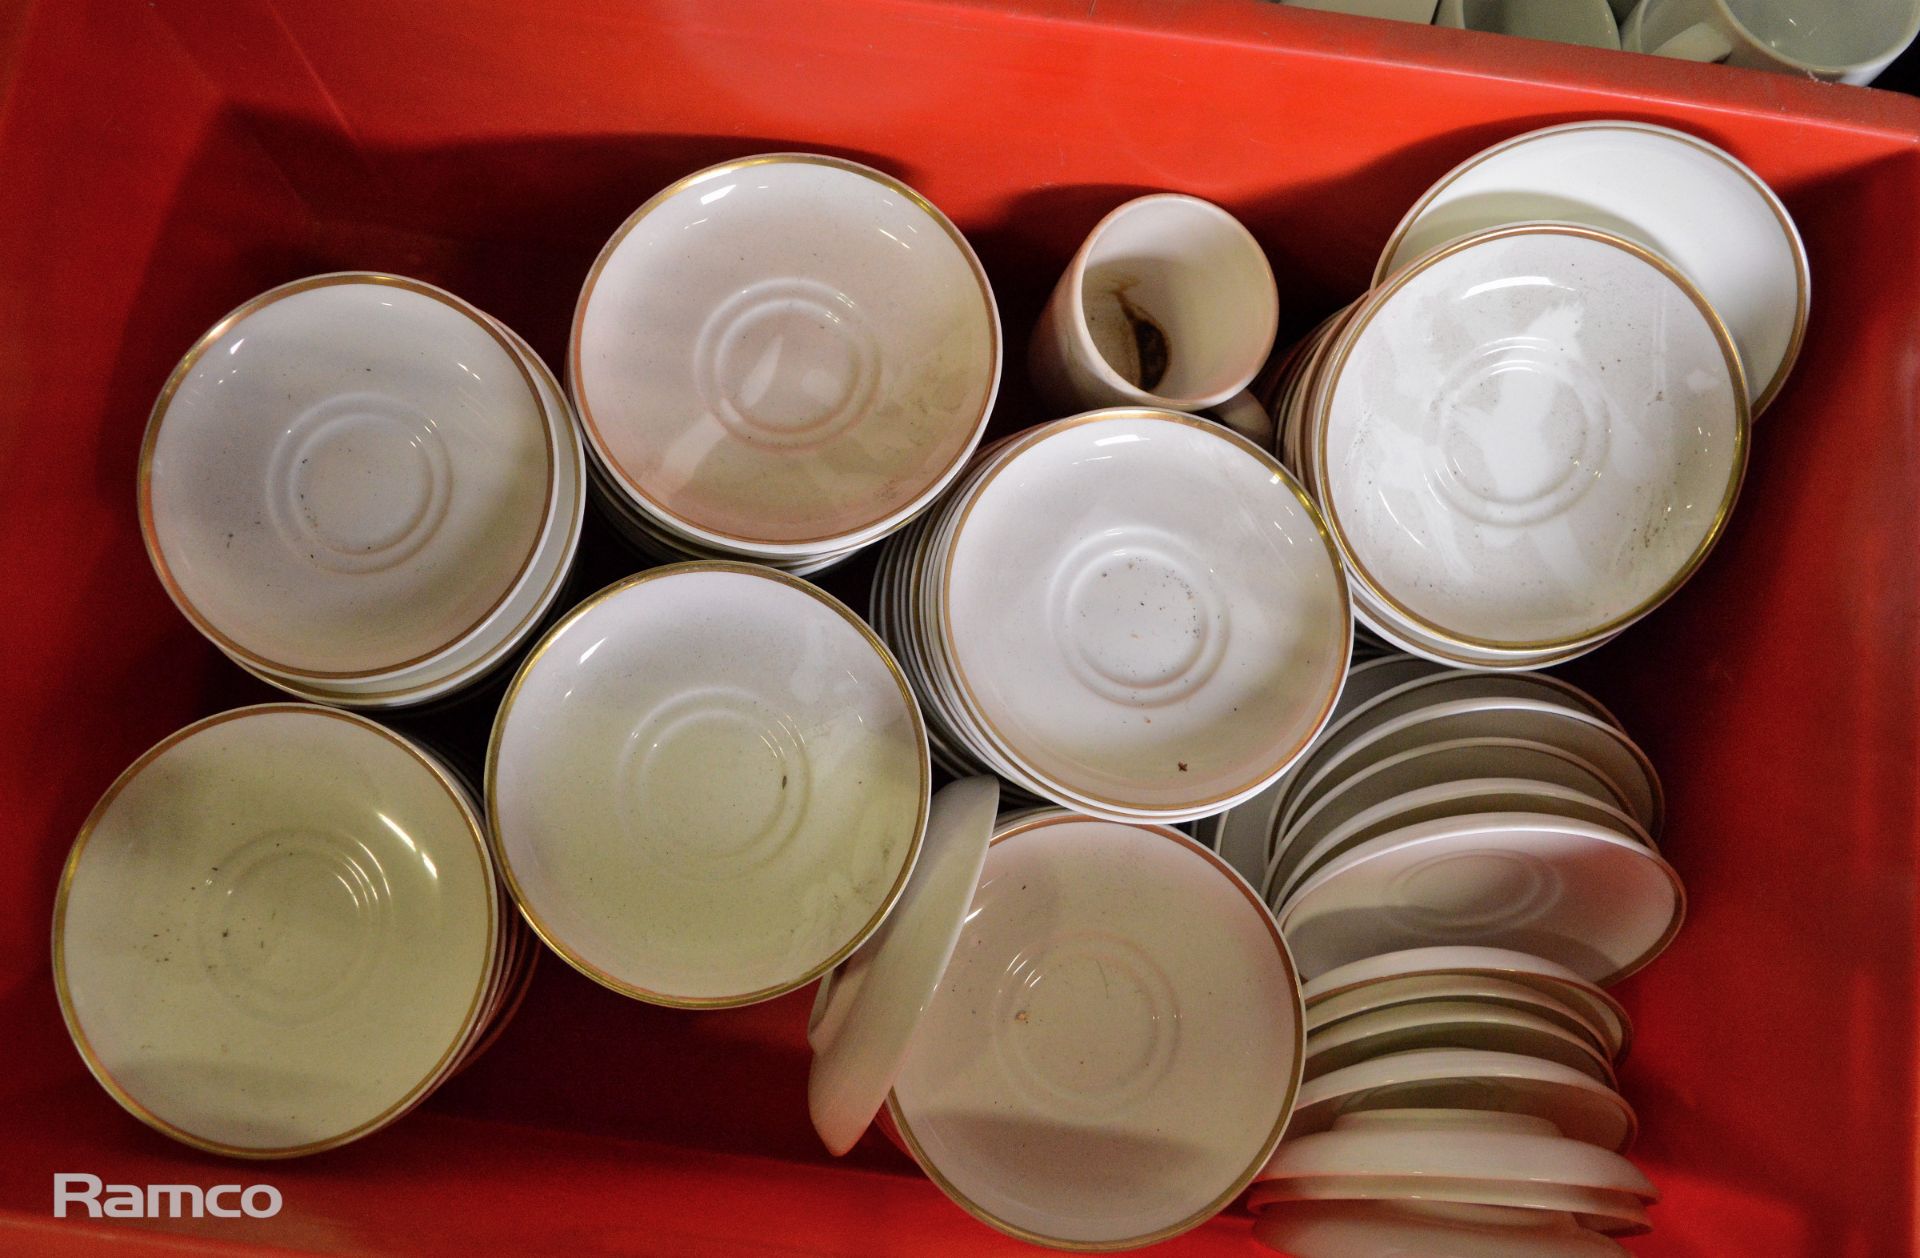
[
  {"left": 1281, "top": 698, "right": 1663, "bottom": 837},
  {"left": 1377, "top": 120, "right": 1808, "bottom": 413},
  {"left": 1283, "top": 1048, "right": 1637, "bottom": 1150},
  {"left": 1306, "top": 974, "right": 1617, "bottom": 1064},
  {"left": 937, "top": 410, "right": 1350, "bottom": 817},
  {"left": 808, "top": 777, "right": 998, "bottom": 1156},
  {"left": 1251, "top": 1176, "right": 1649, "bottom": 1236},
  {"left": 1274, "top": 777, "right": 1650, "bottom": 907},
  {"left": 1280, "top": 813, "right": 1684, "bottom": 984},
  {"left": 1318, "top": 224, "right": 1747, "bottom": 651},
  {"left": 56, "top": 705, "right": 498, "bottom": 1155},
  {"left": 142, "top": 274, "right": 555, "bottom": 679},
  {"left": 572, "top": 154, "right": 999, "bottom": 554},
  {"left": 488, "top": 564, "right": 929, "bottom": 1006},
  {"left": 1258, "top": 1108, "right": 1654, "bottom": 1198},
  {"left": 1305, "top": 948, "right": 1631, "bottom": 1059},
  {"left": 888, "top": 812, "right": 1302, "bottom": 1249},
  {"left": 1304, "top": 999, "right": 1615, "bottom": 1083},
  {"left": 1253, "top": 1199, "right": 1628, "bottom": 1257}
]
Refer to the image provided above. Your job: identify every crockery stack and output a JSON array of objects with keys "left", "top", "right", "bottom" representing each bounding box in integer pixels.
[
  {"left": 809, "top": 803, "right": 1305, "bottom": 1249},
  {"left": 139, "top": 273, "right": 587, "bottom": 709},
  {"left": 55, "top": 705, "right": 532, "bottom": 1156},
  {"left": 871, "top": 408, "right": 1352, "bottom": 825},
  {"left": 569, "top": 154, "right": 1002, "bottom": 573},
  {"left": 1264, "top": 122, "right": 1807, "bottom": 670}
]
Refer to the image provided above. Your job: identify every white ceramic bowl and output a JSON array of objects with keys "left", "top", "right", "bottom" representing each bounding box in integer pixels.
[
  {"left": 1315, "top": 224, "right": 1748, "bottom": 652},
  {"left": 142, "top": 274, "right": 557, "bottom": 681},
  {"left": 933, "top": 410, "right": 1350, "bottom": 817},
  {"left": 888, "top": 811, "right": 1302, "bottom": 1249},
  {"left": 571, "top": 154, "right": 1000, "bottom": 556},
  {"left": 488, "top": 563, "right": 929, "bottom": 1007},
  {"left": 1376, "top": 121, "right": 1808, "bottom": 414},
  {"left": 55, "top": 705, "right": 499, "bottom": 1156}
]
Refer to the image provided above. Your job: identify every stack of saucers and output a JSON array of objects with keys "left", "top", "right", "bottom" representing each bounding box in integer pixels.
[
  {"left": 54, "top": 704, "right": 530, "bottom": 1156},
  {"left": 570, "top": 153, "right": 1001, "bottom": 573},
  {"left": 871, "top": 408, "right": 1352, "bottom": 825},
  {"left": 1266, "top": 122, "right": 1808, "bottom": 670},
  {"left": 139, "top": 273, "right": 585, "bottom": 709},
  {"left": 810, "top": 804, "right": 1305, "bottom": 1249},
  {"left": 1247, "top": 947, "right": 1653, "bottom": 1256}
]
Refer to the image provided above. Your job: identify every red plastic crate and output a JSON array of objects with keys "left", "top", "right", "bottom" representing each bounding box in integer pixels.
[{"left": 2, "top": 1, "right": 1917, "bottom": 1253}]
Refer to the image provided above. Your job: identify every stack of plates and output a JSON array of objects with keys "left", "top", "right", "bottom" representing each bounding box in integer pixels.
[
  {"left": 569, "top": 153, "right": 1001, "bottom": 572},
  {"left": 847, "top": 806, "right": 1305, "bottom": 1249},
  {"left": 54, "top": 705, "right": 529, "bottom": 1156},
  {"left": 139, "top": 274, "right": 586, "bottom": 708},
  {"left": 1200, "top": 655, "right": 1682, "bottom": 986},
  {"left": 1263, "top": 122, "right": 1808, "bottom": 669},
  {"left": 1247, "top": 948, "right": 1652, "bottom": 1256},
  {"left": 870, "top": 408, "right": 1352, "bottom": 825}
]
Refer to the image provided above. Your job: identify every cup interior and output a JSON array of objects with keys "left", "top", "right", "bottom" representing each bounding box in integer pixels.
[
  {"left": 1078, "top": 197, "right": 1275, "bottom": 402},
  {"left": 1723, "top": 0, "right": 1920, "bottom": 67}
]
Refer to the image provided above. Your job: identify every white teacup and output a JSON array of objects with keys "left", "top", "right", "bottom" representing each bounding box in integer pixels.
[
  {"left": 1029, "top": 194, "right": 1278, "bottom": 445},
  {"left": 1624, "top": 0, "right": 1920, "bottom": 84},
  {"left": 1436, "top": 0, "right": 1620, "bottom": 48}
]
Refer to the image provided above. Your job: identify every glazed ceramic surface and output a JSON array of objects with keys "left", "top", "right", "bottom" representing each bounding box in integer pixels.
[
  {"left": 889, "top": 813, "right": 1302, "bottom": 1249},
  {"left": 142, "top": 274, "right": 555, "bottom": 678},
  {"left": 1304, "top": 947, "right": 1632, "bottom": 1060},
  {"left": 1252, "top": 1199, "right": 1630, "bottom": 1256},
  {"left": 941, "top": 411, "right": 1349, "bottom": 815},
  {"left": 1624, "top": 0, "right": 1920, "bottom": 84},
  {"left": 488, "top": 564, "right": 929, "bottom": 1006},
  {"left": 1378, "top": 122, "right": 1807, "bottom": 412},
  {"left": 1435, "top": 0, "right": 1621, "bottom": 47},
  {"left": 808, "top": 776, "right": 999, "bottom": 1156},
  {"left": 1284, "top": 1048, "right": 1637, "bottom": 1150},
  {"left": 1280, "top": 812, "right": 1684, "bottom": 983},
  {"left": 1318, "top": 225, "right": 1747, "bottom": 651},
  {"left": 1029, "top": 195, "right": 1278, "bottom": 413},
  {"left": 1303, "top": 999, "right": 1616, "bottom": 1083},
  {"left": 572, "top": 154, "right": 998, "bottom": 552},
  {"left": 56, "top": 705, "right": 498, "bottom": 1155}
]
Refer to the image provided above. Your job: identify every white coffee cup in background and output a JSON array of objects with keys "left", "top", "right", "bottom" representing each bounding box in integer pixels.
[
  {"left": 1436, "top": 0, "right": 1621, "bottom": 49},
  {"left": 1623, "top": 0, "right": 1920, "bottom": 84},
  {"left": 1029, "top": 194, "right": 1279, "bottom": 446}
]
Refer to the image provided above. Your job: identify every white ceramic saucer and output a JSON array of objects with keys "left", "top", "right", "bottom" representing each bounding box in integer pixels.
[
  {"left": 1258, "top": 1108, "right": 1654, "bottom": 1200},
  {"left": 1280, "top": 812, "right": 1684, "bottom": 983},
  {"left": 1254, "top": 1199, "right": 1628, "bottom": 1258},
  {"left": 1273, "top": 777, "right": 1651, "bottom": 908},
  {"left": 1317, "top": 223, "right": 1748, "bottom": 652},
  {"left": 142, "top": 273, "right": 557, "bottom": 680},
  {"left": 1304, "top": 999, "right": 1615, "bottom": 1084},
  {"left": 1283, "top": 1048, "right": 1637, "bottom": 1150},
  {"left": 571, "top": 154, "right": 999, "bottom": 555},
  {"left": 1272, "top": 736, "right": 1633, "bottom": 893},
  {"left": 1280, "top": 698, "right": 1663, "bottom": 837},
  {"left": 1250, "top": 1176, "right": 1649, "bottom": 1236},
  {"left": 937, "top": 410, "right": 1351, "bottom": 817},
  {"left": 1377, "top": 120, "right": 1808, "bottom": 413},
  {"left": 56, "top": 705, "right": 499, "bottom": 1156},
  {"left": 488, "top": 563, "right": 929, "bottom": 1007},
  {"left": 888, "top": 811, "right": 1302, "bottom": 1249},
  {"left": 808, "top": 776, "right": 999, "bottom": 1156},
  {"left": 1304, "top": 948, "right": 1631, "bottom": 1060}
]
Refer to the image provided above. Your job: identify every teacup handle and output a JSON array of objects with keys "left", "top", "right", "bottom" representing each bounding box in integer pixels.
[
  {"left": 1648, "top": 19, "right": 1736, "bottom": 62},
  {"left": 1210, "top": 390, "right": 1277, "bottom": 450}
]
